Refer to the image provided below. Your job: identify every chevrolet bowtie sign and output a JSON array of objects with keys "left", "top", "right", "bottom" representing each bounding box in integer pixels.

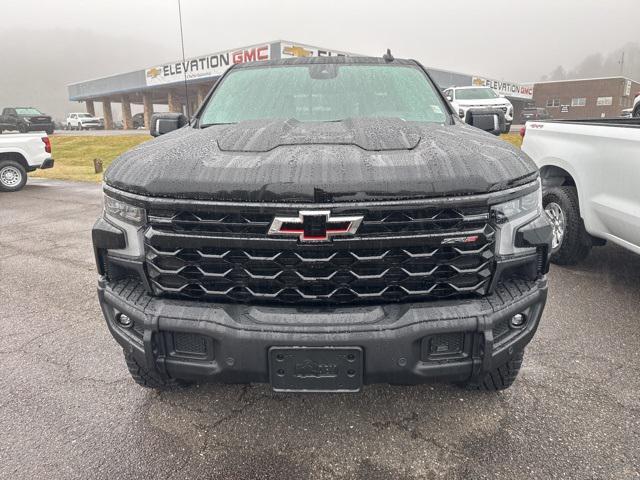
[{"left": 268, "top": 211, "right": 363, "bottom": 242}]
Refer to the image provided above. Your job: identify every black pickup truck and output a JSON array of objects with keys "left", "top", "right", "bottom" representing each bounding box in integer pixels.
[
  {"left": 93, "top": 56, "right": 552, "bottom": 393},
  {"left": 0, "top": 107, "right": 55, "bottom": 135}
]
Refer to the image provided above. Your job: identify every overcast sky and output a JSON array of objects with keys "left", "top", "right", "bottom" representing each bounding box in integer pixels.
[{"left": 1, "top": 0, "right": 639, "bottom": 118}]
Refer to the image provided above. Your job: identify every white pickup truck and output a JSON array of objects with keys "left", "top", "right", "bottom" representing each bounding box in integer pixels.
[
  {"left": 522, "top": 118, "right": 640, "bottom": 264},
  {"left": 0, "top": 133, "right": 54, "bottom": 192}
]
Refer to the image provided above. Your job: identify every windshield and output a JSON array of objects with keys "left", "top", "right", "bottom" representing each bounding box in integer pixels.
[
  {"left": 78, "top": 113, "right": 92, "bottom": 118},
  {"left": 200, "top": 64, "right": 448, "bottom": 125},
  {"left": 455, "top": 88, "right": 499, "bottom": 100},
  {"left": 16, "top": 108, "right": 43, "bottom": 115}
]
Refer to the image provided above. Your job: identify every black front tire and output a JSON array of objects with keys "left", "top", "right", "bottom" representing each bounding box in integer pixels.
[
  {"left": 634, "top": 106, "right": 640, "bottom": 118},
  {"left": 123, "top": 350, "right": 188, "bottom": 390},
  {"left": 460, "top": 349, "right": 525, "bottom": 391},
  {"left": 45, "top": 128, "right": 54, "bottom": 135},
  {"left": 501, "top": 122, "right": 512, "bottom": 134},
  {"left": 0, "top": 159, "right": 28, "bottom": 192},
  {"left": 18, "top": 123, "right": 28, "bottom": 133},
  {"left": 543, "top": 186, "right": 592, "bottom": 265}
]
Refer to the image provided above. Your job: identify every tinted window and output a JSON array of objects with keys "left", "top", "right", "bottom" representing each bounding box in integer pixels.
[{"left": 15, "top": 108, "right": 43, "bottom": 115}]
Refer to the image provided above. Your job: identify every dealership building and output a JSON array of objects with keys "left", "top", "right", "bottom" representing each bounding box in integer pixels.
[
  {"left": 67, "top": 40, "right": 535, "bottom": 129},
  {"left": 529, "top": 76, "right": 640, "bottom": 120}
]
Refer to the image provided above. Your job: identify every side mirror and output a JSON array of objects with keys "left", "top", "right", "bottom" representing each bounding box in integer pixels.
[
  {"left": 466, "top": 109, "right": 504, "bottom": 136},
  {"left": 446, "top": 96, "right": 453, "bottom": 102},
  {"left": 150, "top": 112, "right": 188, "bottom": 137}
]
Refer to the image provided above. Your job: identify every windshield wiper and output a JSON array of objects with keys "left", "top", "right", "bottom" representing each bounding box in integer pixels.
[{"left": 200, "top": 122, "right": 238, "bottom": 128}]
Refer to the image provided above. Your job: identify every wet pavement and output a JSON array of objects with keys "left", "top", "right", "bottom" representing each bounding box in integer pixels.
[{"left": 1, "top": 179, "right": 638, "bottom": 479}]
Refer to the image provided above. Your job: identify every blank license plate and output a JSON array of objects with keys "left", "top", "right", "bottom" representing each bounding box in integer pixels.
[{"left": 269, "top": 346, "right": 363, "bottom": 393}]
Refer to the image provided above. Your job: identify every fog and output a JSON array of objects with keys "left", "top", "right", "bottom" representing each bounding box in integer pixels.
[{"left": 1, "top": 0, "right": 638, "bottom": 120}]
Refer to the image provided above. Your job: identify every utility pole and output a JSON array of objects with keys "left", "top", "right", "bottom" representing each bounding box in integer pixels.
[{"left": 619, "top": 51, "right": 625, "bottom": 75}]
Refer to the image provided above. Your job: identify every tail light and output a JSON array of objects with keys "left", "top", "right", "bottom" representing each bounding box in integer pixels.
[
  {"left": 42, "top": 136, "right": 51, "bottom": 154},
  {"left": 519, "top": 125, "right": 526, "bottom": 138}
]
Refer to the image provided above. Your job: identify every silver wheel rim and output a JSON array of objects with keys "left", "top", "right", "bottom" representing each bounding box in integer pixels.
[
  {"left": 0, "top": 165, "right": 22, "bottom": 188},
  {"left": 545, "top": 202, "right": 566, "bottom": 252}
]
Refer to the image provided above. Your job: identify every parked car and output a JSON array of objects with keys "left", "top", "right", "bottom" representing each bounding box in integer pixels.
[
  {"left": 132, "top": 113, "right": 145, "bottom": 129},
  {"left": 0, "top": 107, "right": 55, "bottom": 135},
  {"left": 443, "top": 86, "right": 514, "bottom": 133},
  {"left": 520, "top": 107, "right": 552, "bottom": 123},
  {"left": 93, "top": 55, "right": 552, "bottom": 393},
  {"left": 620, "top": 108, "right": 633, "bottom": 118},
  {"left": 522, "top": 118, "right": 640, "bottom": 265},
  {"left": 633, "top": 93, "right": 640, "bottom": 117},
  {"left": 66, "top": 112, "right": 102, "bottom": 130},
  {"left": 0, "top": 133, "right": 53, "bottom": 191}
]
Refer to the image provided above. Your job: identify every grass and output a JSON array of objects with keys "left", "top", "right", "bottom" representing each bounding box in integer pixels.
[
  {"left": 30, "top": 132, "right": 523, "bottom": 183},
  {"left": 501, "top": 132, "right": 523, "bottom": 149},
  {"left": 31, "top": 135, "right": 151, "bottom": 183}
]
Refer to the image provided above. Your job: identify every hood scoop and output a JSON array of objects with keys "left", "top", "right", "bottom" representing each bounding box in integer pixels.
[{"left": 216, "top": 117, "right": 421, "bottom": 152}]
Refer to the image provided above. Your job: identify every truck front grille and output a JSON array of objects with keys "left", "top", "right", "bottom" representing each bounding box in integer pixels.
[{"left": 144, "top": 203, "right": 496, "bottom": 305}]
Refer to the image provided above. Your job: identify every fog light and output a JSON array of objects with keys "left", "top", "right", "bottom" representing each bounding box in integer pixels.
[
  {"left": 510, "top": 313, "right": 526, "bottom": 328},
  {"left": 116, "top": 313, "right": 132, "bottom": 328}
]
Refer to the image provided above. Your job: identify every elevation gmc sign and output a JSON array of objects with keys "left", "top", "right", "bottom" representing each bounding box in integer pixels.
[
  {"left": 145, "top": 43, "right": 271, "bottom": 86},
  {"left": 472, "top": 76, "right": 534, "bottom": 100}
]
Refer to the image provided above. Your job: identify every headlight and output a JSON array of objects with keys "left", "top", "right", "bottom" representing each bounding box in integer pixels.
[
  {"left": 492, "top": 185, "right": 542, "bottom": 255},
  {"left": 103, "top": 194, "right": 146, "bottom": 257},
  {"left": 492, "top": 188, "right": 541, "bottom": 224},
  {"left": 458, "top": 108, "right": 465, "bottom": 119},
  {"left": 104, "top": 195, "right": 146, "bottom": 226}
]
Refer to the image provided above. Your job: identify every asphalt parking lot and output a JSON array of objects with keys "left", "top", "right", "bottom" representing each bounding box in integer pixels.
[{"left": 1, "top": 179, "right": 639, "bottom": 480}]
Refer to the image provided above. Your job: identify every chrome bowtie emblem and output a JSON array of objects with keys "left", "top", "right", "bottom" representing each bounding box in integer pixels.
[{"left": 268, "top": 210, "right": 363, "bottom": 242}]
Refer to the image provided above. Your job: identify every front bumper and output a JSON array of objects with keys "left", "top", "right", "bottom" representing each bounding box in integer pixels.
[
  {"left": 98, "top": 276, "right": 547, "bottom": 387},
  {"left": 25, "top": 123, "right": 54, "bottom": 132}
]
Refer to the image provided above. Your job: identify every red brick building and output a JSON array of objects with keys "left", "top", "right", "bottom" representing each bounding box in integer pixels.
[{"left": 531, "top": 77, "right": 640, "bottom": 120}]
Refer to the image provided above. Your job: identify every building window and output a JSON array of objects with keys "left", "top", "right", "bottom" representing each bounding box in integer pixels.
[
  {"left": 546, "top": 98, "right": 560, "bottom": 107},
  {"left": 571, "top": 97, "right": 586, "bottom": 107},
  {"left": 596, "top": 96, "right": 613, "bottom": 106}
]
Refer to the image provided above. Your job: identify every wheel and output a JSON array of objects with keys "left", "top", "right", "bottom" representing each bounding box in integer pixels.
[
  {"left": 501, "top": 122, "right": 512, "bottom": 134},
  {"left": 460, "top": 349, "right": 525, "bottom": 391},
  {"left": 77, "top": 123, "right": 83, "bottom": 131},
  {"left": 633, "top": 105, "right": 640, "bottom": 118},
  {"left": 18, "top": 123, "right": 28, "bottom": 133},
  {"left": 66, "top": 123, "right": 70, "bottom": 130},
  {"left": 123, "top": 350, "right": 188, "bottom": 390},
  {"left": 543, "top": 186, "right": 591, "bottom": 265},
  {"left": 0, "top": 160, "right": 28, "bottom": 192},
  {"left": 45, "top": 128, "right": 54, "bottom": 135}
]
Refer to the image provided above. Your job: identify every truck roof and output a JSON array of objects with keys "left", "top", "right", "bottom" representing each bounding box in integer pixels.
[{"left": 232, "top": 56, "right": 418, "bottom": 70}]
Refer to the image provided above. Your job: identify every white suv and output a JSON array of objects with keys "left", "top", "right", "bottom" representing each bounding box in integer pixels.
[
  {"left": 66, "top": 112, "right": 101, "bottom": 130},
  {"left": 443, "top": 86, "right": 513, "bottom": 133}
]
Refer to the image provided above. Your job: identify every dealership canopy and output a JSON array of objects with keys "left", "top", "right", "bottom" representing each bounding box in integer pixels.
[{"left": 67, "top": 39, "right": 534, "bottom": 129}]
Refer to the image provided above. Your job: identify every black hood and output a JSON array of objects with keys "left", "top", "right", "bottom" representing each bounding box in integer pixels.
[
  {"left": 21, "top": 114, "right": 52, "bottom": 122},
  {"left": 104, "top": 118, "right": 538, "bottom": 203}
]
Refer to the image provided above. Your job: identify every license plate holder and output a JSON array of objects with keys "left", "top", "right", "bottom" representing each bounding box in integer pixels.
[{"left": 269, "top": 346, "right": 363, "bottom": 393}]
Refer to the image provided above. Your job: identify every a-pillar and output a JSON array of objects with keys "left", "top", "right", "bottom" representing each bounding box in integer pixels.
[
  {"left": 121, "top": 95, "right": 133, "bottom": 130},
  {"left": 142, "top": 93, "right": 154, "bottom": 129},
  {"left": 168, "top": 90, "right": 183, "bottom": 113},
  {"left": 102, "top": 99, "right": 114, "bottom": 130},
  {"left": 85, "top": 100, "right": 96, "bottom": 117},
  {"left": 196, "top": 85, "right": 209, "bottom": 109}
]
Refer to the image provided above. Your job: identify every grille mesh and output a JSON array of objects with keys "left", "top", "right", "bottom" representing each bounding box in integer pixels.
[{"left": 144, "top": 203, "right": 496, "bottom": 305}]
